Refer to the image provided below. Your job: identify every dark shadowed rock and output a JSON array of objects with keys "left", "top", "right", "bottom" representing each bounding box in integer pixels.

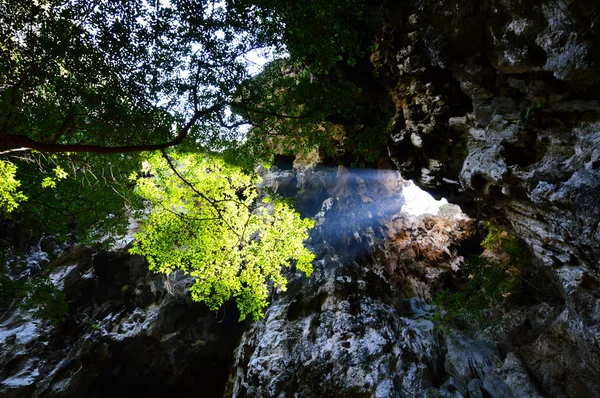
[
  {"left": 0, "top": 246, "right": 246, "bottom": 397},
  {"left": 370, "top": 2, "right": 600, "bottom": 396}
]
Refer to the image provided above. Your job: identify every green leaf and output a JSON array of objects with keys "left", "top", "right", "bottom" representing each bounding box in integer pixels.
[
  {"left": 130, "top": 151, "right": 314, "bottom": 320},
  {"left": 0, "top": 160, "right": 27, "bottom": 214}
]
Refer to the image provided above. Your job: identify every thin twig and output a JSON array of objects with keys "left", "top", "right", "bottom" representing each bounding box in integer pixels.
[{"left": 159, "top": 149, "right": 241, "bottom": 238}]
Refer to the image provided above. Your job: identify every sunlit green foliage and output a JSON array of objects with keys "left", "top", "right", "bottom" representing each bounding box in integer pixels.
[
  {"left": 5, "top": 153, "right": 142, "bottom": 243},
  {"left": 129, "top": 151, "right": 315, "bottom": 320},
  {"left": 41, "top": 165, "right": 68, "bottom": 189},
  {"left": 0, "top": 160, "right": 27, "bottom": 214}
]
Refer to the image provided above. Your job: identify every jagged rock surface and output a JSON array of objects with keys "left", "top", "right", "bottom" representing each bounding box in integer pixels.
[
  {"left": 227, "top": 166, "right": 549, "bottom": 397},
  {"left": 370, "top": 1, "right": 600, "bottom": 396},
  {"left": 0, "top": 246, "right": 245, "bottom": 397}
]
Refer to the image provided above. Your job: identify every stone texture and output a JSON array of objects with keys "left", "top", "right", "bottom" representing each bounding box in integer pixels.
[
  {"left": 227, "top": 164, "right": 577, "bottom": 397},
  {"left": 0, "top": 246, "right": 245, "bottom": 397},
  {"left": 372, "top": 1, "right": 600, "bottom": 395},
  {"left": 228, "top": 166, "right": 476, "bottom": 397}
]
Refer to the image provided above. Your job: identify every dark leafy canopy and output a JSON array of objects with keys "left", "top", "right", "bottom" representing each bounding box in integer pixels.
[
  {"left": 253, "top": 0, "right": 383, "bottom": 73},
  {"left": 0, "top": 0, "right": 275, "bottom": 154},
  {"left": 0, "top": 0, "right": 387, "bottom": 232},
  {"left": 0, "top": 0, "right": 386, "bottom": 319},
  {"left": 0, "top": 273, "right": 68, "bottom": 326},
  {"left": 0, "top": 0, "right": 279, "bottom": 239},
  {"left": 230, "top": 58, "right": 390, "bottom": 168},
  {"left": 0, "top": 0, "right": 383, "bottom": 155},
  {"left": 225, "top": 0, "right": 387, "bottom": 167}
]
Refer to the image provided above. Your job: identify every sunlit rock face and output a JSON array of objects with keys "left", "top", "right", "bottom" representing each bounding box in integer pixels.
[
  {"left": 229, "top": 166, "right": 585, "bottom": 397},
  {"left": 0, "top": 246, "right": 245, "bottom": 397},
  {"left": 370, "top": 1, "right": 600, "bottom": 396},
  {"left": 227, "top": 166, "right": 481, "bottom": 397}
]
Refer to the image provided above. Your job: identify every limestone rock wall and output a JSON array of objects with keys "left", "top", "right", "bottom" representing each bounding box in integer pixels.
[
  {"left": 374, "top": 1, "right": 600, "bottom": 396},
  {"left": 0, "top": 246, "right": 245, "bottom": 397},
  {"left": 227, "top": 166, "right": 536, "bottom": 397},
  {"left": 229, "top": 1, "right": 600, "bottom": 396}
]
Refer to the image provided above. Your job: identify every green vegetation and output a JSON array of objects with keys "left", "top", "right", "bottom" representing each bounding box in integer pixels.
[
  {"left": 129, "top": 151, "right": 314, "bottom": 320},
  {"left": 254, "top": 0, "right": 383, "bottom": 74},
  {"left": 0, "top": 160, "right": 27, "bottom": 214},
  {"left": 1, "top": 0, "right": 386, "bottom": 320},
  {"left": 22, "top": 278, "right": 68, "bottom": 326},
  {"left": 523, "top": 100, "right": 545, "bottom": 122},
  {"left": 231, "top": 59, "right": 391, "bottom": 168},
  {"left": 13, "top": 153, "right": 143, "bottom": 242},
  {"left": 0, "top": 244, "right": 68, "bottom": 326},
  {"left": 431, "top": 223, "right": 526, "bottom": 332},
  {"left": 0, "top": 0, "right": 382, "bottom": 157}
]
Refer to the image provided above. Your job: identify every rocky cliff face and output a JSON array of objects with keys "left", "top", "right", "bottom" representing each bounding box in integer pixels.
[
  {"left": 228, "top": 1, "right": 600, "bottom": 396},
  {"left": 378, "top": 0, "right": 600, "bottom": 302},
  {"left": 0, "top": 245, "right": 245, "bottom": 397},
  {"left": 226, "top": 161, "right": 596, "bottom": 397},
  {"left": 369, "top": 1, "right": 600, "bottom": 396},
  {"left": 227, "top": 166, "right": 474, "bottom": 397}
]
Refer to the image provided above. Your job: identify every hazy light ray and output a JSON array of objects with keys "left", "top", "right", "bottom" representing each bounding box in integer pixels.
[
  {"left": 270, "top": 167, "right": 449, "bottom": 228},
  {"left": 274, "top": 167, "right": 451, "bottom": 262}
]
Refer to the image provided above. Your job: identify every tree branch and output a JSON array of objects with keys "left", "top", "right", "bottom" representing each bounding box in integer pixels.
[
  {"left": 159, "top": 149, "right": 242, "bottom": 238},
  {"left": 0, "top": 103, "right": 226, "bottom": 154}
]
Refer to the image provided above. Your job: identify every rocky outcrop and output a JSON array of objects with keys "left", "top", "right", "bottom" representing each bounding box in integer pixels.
[
  {"left": 227, "top": 163, "right": 590, "bottom": 397},
  {"left": 0, "top": 246, "right": 245, "bottom": 397},
  {"left": 229, "top": 166, "right": 541, "bottom": 397},
  {"left": 367, "top": 1, "right": 600, "bottom": 396},
  {"left": 225, "top": 2, "right": 600, "bottom": 396}
]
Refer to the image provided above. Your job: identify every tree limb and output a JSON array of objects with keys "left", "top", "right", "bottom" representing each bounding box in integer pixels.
[
  {"left": 0, "top": 103, "right": 226, "bottom": 154},
  {"left": 159, "top": 149, "right": 242, "bottom": 238}
]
